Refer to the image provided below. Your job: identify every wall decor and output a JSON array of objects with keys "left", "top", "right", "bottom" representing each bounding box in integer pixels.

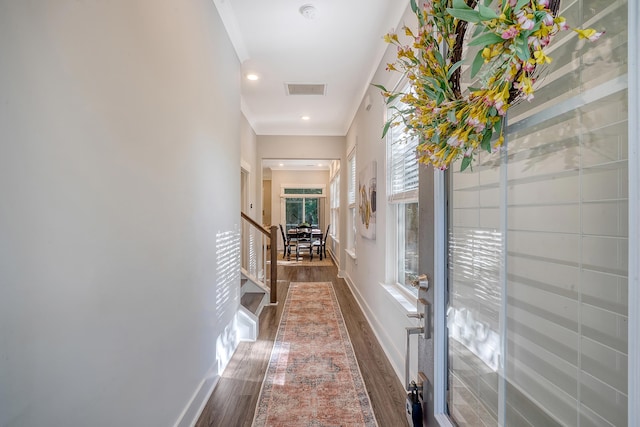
[
  {"left": 375, "top": 0, "right": 603, "bottom": 171},
  {"left": 358, "top": 161, "right": 377, "bottom": 240}
]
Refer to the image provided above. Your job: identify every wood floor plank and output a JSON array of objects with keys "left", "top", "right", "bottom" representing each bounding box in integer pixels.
[{"left": 195, "top": 263, "right": 408, "bottom": 426}]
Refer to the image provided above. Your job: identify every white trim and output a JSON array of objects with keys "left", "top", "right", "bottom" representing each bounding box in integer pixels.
[
  {"left": 433, "top": 169, "right": 450, "bottom": 425},
  {"left": 380, "top": 282, "right": 418, "bottom": 314},
  {"left": 498, "top": 118, "right": 509, "bottom": 425},
  {"left": 240, "top": 158, "right": 251, "bottom": 174},
  {"left": 628, "top": 1, "right": 639, "bottom": 425},
  {"left": 434, "top": 414, "right": 456, "bottom": 427},
  {"left": 387, "top": 190, "right": 419, "bottom": 204},
  {"left": 341, "top": 274, "right": 407, "bottom": 383},
  {"left": 345, "top": 248, "right": 357, "bottom": 262},
  {"left": 280, "top": 183, "right": 326, "bottom": 197},
  {"left": 173, "top": 364, "right": 219, "bottom": 427},
  {"left": 211, "top": 0, "right": 249, "bottom": 61}
]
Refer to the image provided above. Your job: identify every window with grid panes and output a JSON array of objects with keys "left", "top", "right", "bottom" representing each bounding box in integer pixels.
[
  {"left": 329, "top": 169, "right": 339, "bottom": 247},
  {"left": 387, "top": 90, "right": 419, "bottom": 293},
  {"left": 347, "top": 150, "right": 356, "bottom": 255}
]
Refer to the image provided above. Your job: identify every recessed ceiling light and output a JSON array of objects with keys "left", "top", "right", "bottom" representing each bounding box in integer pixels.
[
  {"left": 317, "top": 163, "right": 323, "bottom": 167},
  {"left": 299, "top": 4, "right": 316, "bottom": 20},
  {"left": 246, "top": 73, "right": 259, "bottom": 81},
  {"left": 301, "top": 115, "right": 310, "bottom": 121},
  {"left": 279, "top": 163, "right": 284, "bottom": 167}
]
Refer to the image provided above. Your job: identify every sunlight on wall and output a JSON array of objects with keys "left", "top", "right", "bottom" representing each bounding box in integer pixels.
[
  {"left": 215, "top": 228, "right": 241, "bottom": 373},
  {"left": 216, "top": 319, "right": 238, "bottom": 373},
  {"left": 215, "top": 228, "right": 241, "bottom": 322}
]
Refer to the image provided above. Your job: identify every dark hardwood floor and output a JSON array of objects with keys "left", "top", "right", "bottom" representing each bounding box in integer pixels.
[{"left": 195, "top": 261, "right": 409, "bottom": 427}]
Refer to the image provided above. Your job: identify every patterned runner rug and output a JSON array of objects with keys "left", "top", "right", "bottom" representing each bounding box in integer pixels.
[{"left": 252, "top": 282, "right": 378, "bottom": 427}]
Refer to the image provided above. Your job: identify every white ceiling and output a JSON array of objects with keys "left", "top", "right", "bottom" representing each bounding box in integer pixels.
[{"left": 213, "top": 0, "right": 409, "bottom": 136}]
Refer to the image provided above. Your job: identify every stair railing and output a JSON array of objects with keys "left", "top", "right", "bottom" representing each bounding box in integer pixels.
[{"left": 240, "top": 212, "right": 278, "bottom": 304}]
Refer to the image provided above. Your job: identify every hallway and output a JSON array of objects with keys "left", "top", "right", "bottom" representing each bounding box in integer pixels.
[{"left": 195, "top": 262, "right": 409, "bottom": 426}]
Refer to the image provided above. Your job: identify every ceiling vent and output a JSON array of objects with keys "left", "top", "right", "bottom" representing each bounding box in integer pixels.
[{"left": 286, "top": 83, "right": 326, "bottom": 96}]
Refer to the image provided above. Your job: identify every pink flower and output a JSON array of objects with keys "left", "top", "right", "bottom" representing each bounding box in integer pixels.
[
  {"left": 528, "top": 35, "right": 541, "bottom": 49},
  {"left": 556, "top": 18, "right": 570, "bottom": 31},
  {"left": 447, "top": 135, "right": 462, "bottom": 147},
  {"left": 543, "top": 12, "right": 554, "bottom": 26},
  {"left": 537, "top": 0, "right": 549, "bottom": 8},
  {"left": 466, "top": 117, "right": 486, "bottom": 132},
  {"left": 517, "top": 11, "right": 535, "bottom": 30},
  {"left": 501, "top": 26, "right": 519, "bottom": 39}
]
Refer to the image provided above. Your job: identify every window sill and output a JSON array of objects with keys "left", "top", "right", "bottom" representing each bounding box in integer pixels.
[
  {"left": 345, "top": 249, "right": 356, "bottom": 261},
  {"left": 379, "top": 282, "right": 418, "bottom": 314}
]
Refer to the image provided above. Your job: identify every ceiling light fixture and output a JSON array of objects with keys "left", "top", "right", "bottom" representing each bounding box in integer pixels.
[
  {"left": 301, "top": 115, "right": 310, "bottom": 121},
  {"left": 246, "top": 73, "right": 259, "bottom": 81},
  {"left": 299, "top": 4, "right": 316, "bottom": 20}
]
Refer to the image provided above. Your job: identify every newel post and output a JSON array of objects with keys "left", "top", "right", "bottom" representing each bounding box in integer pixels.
[{"left": 270, "top": 225, "right": 278, "bottom": 304}]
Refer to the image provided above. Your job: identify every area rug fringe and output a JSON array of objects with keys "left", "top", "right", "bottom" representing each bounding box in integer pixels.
[{"left": 252, "top": 282, "right": 378, "bottom": 427}]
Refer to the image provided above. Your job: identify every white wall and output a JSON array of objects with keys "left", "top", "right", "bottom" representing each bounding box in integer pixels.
[
  {"left": 0, "top": 1, "right": 241, "bottom": 426},
  {"left": 270, "top": 169, "right": 330, "bottom": 244},
  {"left": 258, "top": 135, "right": 344, "bottom": 251},
  {"left": 258, "top": 135, "right": 345, "bottom": 161},
  {"left": 341, "top": 3, "right": 421, "bottom": 382},
  {"left": 240, "top": 114, "right": 259, "bottom": 221}
]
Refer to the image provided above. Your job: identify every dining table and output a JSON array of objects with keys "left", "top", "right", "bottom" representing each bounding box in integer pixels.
[{"left": 287, "top": 227, "right": 324, "bottom": 260}]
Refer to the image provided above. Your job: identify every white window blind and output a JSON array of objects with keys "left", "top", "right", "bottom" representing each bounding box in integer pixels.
[
  {"left": 387, "top": 100, "right": 419, "bottom": 203},
  {"left": 348, "top": 151, "right": 356, "bottom": 205}
]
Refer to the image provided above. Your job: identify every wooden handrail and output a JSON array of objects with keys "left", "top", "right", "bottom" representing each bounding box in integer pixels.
[
  {"left": 241, "top": 211, "right": 270, "bottom": 237},
  {"left": 240, "top": 212, "right": 278, "bottom": 304}
]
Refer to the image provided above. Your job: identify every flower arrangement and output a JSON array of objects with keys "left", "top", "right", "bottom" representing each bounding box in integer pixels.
[{"left": 376, "top": 0, "right": 603, "bottom": 171}]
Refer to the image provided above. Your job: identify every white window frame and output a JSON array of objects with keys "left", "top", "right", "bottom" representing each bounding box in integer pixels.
[
  {"left": 280, "top": 184, "right": 325, "bottom": 229},
  {"left": 385, "top": 82, "right": 420, "bottom": 297},
  {"left": 346, "top": 148, "right": 357, "bottom": 258},
  {"left": 329, "top": 165, "right": 340, "bottom": 246},
  {"left": 279, "top": 184, "right": 326, "bottom": 198},
  {"left": 628, "top": 2, "right": 639, "bottom": 424}
]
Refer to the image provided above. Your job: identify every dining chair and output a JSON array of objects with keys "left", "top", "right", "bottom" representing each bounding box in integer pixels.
[
  {"left": 279, "top": 224, "right": 288, "bottom": 259},
  {"left": 279, "top": 224, "right": 296, "bottom": 260},
  {"left": 317, "top": 224, "right": 330, "bottom": 260},
  {"left": 295, "top": 226, "right": 313, "bottom": 260}
]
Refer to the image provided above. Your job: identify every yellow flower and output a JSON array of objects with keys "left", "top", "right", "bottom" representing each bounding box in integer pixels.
[
  {"left": 384, "top": 33, "right": 399, "bottom": 44},
  {"left": 518, "top": 75, "right": 534, "bottom": 95},
  {"left": 574, "top": 28, "right": 604, "bottom": 41},
  {"left": 445, "top": 149, "right": 458, "bottom": 164},
  {"left": 533, "top": 48, "right": 552, "bottom": 64},
  {"left": 534, "top": 23, "right": 551, "bottom": 38}
]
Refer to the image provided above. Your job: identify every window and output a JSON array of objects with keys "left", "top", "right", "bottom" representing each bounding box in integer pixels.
[
  {"left": 329, "top": 165, "right": 340, "bottom": 245},
  {"left": 347, "top": 150, "right": 357, "bottom": 256},
  {"left": 386, "top": 89, "right": 419, "bottom": 293},
  {"left": 284, "top": 197, "right": 318, "bottom": 227},
  {"left": 444, "top": 2, "right": 629, "bottom": 425},
  {"left": 280, "top": 185, "right": 325, "bottom": 230},
  {"left": 284, "top": 188, "right": 323, "bottom": 195}
]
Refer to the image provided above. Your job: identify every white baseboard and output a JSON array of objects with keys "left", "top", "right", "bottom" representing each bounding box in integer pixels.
[
  {"left": 173, "top": 373, "right": 220, "bottom": 427},
  {"left": 342, "top": 273, "right": 406, "bottom": 385}
]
